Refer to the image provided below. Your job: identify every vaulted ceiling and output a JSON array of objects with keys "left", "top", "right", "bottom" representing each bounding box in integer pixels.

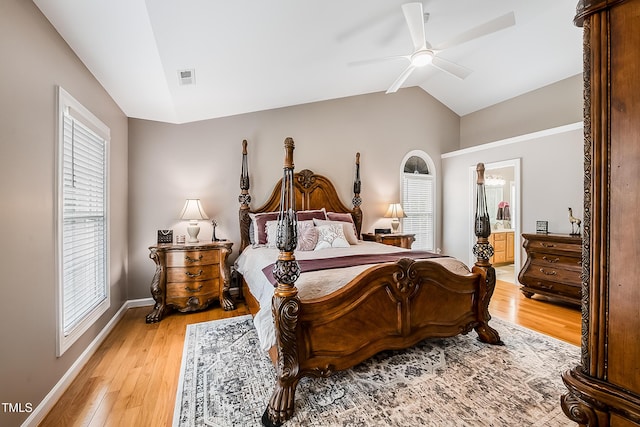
[{"left": 33, "top": 0, "right": 583, "bottom": 124}]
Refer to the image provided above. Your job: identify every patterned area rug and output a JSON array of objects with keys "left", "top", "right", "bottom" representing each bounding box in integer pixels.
[{"left": 173, "top": 315, "right": 578, "bottom": 427}]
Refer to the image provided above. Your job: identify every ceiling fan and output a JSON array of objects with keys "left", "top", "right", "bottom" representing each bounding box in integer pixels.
[{"left": 379, "top": 2, "right": 516, "bottom": 93}]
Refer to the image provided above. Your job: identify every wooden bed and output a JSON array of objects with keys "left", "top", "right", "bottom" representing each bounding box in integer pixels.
[{"left": 237, "top": 138, "right": 502, "bottom": 426}]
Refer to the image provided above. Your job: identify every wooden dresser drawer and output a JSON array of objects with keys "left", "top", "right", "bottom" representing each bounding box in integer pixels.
[
  {"left": 522, "top": 279, "right": 581, "bottom": 300},
  {"left": 525, "top": 239, "right": 581, "bottom": 256},
  {"left": 530, "top": 253, "right": 582, "bottom": 272},
  {"left": 525, "top": 264, "right": 581, "bottom": 285},
  {"left": 166, "top": 250, "right": 220, "bottom": 267}
]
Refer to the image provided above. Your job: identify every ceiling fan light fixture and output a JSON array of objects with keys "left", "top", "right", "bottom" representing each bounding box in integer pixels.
[{"left": 410, "top": 50, "right": 433, "bottom": 67}]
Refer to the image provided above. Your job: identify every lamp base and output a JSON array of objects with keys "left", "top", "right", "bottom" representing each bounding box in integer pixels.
[
  {"left": 187, "top": 225, "right": 200, "bottom": 243},
  {"left": 391, "top": 219, "right": 400, "bottom": 233}
]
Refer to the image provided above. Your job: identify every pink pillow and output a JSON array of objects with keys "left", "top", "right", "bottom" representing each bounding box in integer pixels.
[
  {"left": 296, "top": 208, "right": 327, "bottom": 221},
  {"left": 250, "top": 212, "right": 279, "bottom": 245},
  {"left": 296, "top": 220, "right": 318, "bottom": 251}
]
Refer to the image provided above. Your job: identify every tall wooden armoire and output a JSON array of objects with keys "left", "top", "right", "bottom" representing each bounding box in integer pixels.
[{"left": 561, "top": 1, "right": 640, "bottom": 426}]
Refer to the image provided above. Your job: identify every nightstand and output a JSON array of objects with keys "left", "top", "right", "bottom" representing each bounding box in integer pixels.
[
  {"left": 146, "top": 240, "right": 234, "bottom": 323},
  {"left": 362, "top": 233, "right": 415, "bottom": 249}
]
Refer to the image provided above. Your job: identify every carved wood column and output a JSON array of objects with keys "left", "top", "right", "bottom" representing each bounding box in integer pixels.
[{"left": 562, "top": 1, "right": 640, "bottom": 425}]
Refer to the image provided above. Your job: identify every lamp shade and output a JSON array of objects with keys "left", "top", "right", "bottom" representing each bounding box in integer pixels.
[
  {"left": 384, "top": 203, "right": 406, "bottom": 219},
  {"left": 179, "top": 199, "right": 209, "bottom": 221}
]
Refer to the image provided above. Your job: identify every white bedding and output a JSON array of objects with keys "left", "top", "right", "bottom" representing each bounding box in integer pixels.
[{"left": 234, "top": 241, "right": 472, "bottom": 351}]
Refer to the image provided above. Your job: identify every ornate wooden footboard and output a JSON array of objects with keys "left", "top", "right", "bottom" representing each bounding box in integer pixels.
[{"left": 238, "top": 139, "right": 501, "bottom": 426}]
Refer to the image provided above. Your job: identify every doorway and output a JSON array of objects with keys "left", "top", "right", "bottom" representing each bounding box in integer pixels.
[{"left": 469, "top": 159, "right": 521, "bottom": 284}]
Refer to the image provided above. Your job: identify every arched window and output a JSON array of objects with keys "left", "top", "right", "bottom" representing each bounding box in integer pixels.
[{"left": 401, "top": 151, "right": 436, "bottom": 251}]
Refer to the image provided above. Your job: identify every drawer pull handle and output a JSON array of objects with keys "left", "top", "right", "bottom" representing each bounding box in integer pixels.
[
  {"left": 185, "top": 269, "right": 203, "bottom": 278},
  {"left": 542, "top": 256, "right": 560, "bottom": 263},
  {"left": 185, "top": 284, "right": 203, "bottom": 293},
  {"left": 185, "top": 254, "right": 203, "bottom": 263},
  {"left": 539, "top": 268, "right": 557, "bottom": 276},
  {"left": 541, "top": 243, "right": 555, "bottom": 248}
]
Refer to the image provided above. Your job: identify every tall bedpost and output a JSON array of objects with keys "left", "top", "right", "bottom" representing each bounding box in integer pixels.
[
  {"left": 263, "top": 138, "right": 302, "bottom": 427},
  {"left": 352, "top": 152, "right": 363, "bottom": 238},
  {"left": 239, "top": 140, "right": 252, "bottom": 251},
  {"left": 471, "top": 163, "right": 502, "bottom": 344}
]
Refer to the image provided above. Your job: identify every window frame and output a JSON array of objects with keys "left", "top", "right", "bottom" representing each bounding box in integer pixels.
[
  {"left": 400, "top": 150, "right": 437, "bottom": 251},
  {"left": 55, "top": 87, "right": 111, "bottom": 356}
]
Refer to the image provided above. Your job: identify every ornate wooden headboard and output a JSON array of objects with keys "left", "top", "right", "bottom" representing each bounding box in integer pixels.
[{"left": 238, "top": 139, "right": 362, "bottom": 251}]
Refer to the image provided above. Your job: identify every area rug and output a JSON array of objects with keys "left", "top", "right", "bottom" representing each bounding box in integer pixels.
[{"left": 173, "top": 315, "right": 578, "bottom": 427}]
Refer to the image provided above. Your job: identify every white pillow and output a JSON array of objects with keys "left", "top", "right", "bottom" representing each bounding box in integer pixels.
[
  {"left": 314, "top": 223, "right": 350, "bottom": 250},
  {"left": 313, "top": 218, "right": 358, "bottom": 245},
  {"left": 265, "top": 220, "right": 279, "bottom": 248}
]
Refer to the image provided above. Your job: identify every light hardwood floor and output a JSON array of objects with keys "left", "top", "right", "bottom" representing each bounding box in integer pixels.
[{"left": 39, "top": 280, "right": 580, "bottom": 426}]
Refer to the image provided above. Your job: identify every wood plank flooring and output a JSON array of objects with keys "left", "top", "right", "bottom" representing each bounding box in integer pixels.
[{"left": 39, "top": 280, "right": 580, "bottom": 426}]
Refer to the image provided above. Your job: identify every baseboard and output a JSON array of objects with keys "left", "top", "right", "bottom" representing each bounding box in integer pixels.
[{"left": 21, "top": 298, "right": 154, "bottom": 427}]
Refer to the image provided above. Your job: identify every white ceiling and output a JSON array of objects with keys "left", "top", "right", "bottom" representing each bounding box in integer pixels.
[{"left": 33, "top": 0, "right": 583, "bottom": 124}]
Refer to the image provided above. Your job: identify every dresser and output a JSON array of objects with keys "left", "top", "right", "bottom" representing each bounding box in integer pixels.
[
  {"left": 561, "top": 2, "right": 640, "bottom": 425},
  {"left": 488, "top": 230, "right": 514, "bottom": 265},
  {"left": 361, "top": 232, "right": 415, "bottom": 249},
  {"left": 518, "top": 233, "right": 581, "bottom": 306},
  {"left": 146, "top": 241, "right": 234, "bottom": 323}
]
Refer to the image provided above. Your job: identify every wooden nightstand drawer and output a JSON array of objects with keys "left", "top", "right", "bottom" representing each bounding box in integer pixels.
[
  {"left": 166, "top": 279, "right": 218, "bottom": 299},
  {"left": 166, "top": 266, "right": 219, "bottom": 283},
  {"left": 166, "top": 250, "right": 220, "bottom": 267}
]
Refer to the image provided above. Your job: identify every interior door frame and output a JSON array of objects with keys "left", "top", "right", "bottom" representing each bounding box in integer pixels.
[{"left": 468, "top": 158, "right": 522, "bottom": 283}]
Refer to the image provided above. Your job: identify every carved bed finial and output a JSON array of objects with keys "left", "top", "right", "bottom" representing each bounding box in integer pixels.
[
  {"left": 352, "top": 152, "right": 363, "bottom": 237},
  {"left": 239, "top": 139, "right": 252, "bottom": 251}
]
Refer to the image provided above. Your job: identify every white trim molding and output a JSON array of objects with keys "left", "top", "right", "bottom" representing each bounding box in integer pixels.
[
  {"left": 21, "top": 298, "right": 154, "bottom": 427},
  {"left": 442, "top": 122, "right": 583, "bottom": 159}
]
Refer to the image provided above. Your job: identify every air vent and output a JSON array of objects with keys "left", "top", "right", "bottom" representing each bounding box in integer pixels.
[{"left": 177, "top": 69, "right": 196, "bottom": 86}]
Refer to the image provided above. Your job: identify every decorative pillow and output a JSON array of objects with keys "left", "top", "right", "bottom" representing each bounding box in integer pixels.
[
  {"left": 326, "top": 212, "right": 359, "bottom": 240},
  {"left": 314, "top": 223, "right": 350, "bottom": 250},
  {"left": 313, "top": 218, "right": 358, "bottom": 245},
  {"left": 296, "top": 208, "right": 327, "bottom": 222},
  {"left": 249, "top": 212, "right": 279, "bottom": 245},
  {"left": 296, "top": 220, "right": 318, "bottom": 251},
  {"left": 265, "top": 220, "right": 279, "bottom": 248}
]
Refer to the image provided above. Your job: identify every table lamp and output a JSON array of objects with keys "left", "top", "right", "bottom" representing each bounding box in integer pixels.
[
  {"left": 384, "top": 203, "right": 406, "bottom": 232},
  {"left": 180, "top": 199, "right": 209, "bottom": 243}
]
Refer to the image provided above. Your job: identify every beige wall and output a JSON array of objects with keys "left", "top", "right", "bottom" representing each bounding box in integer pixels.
[
  {"left": 460, "top": 74, "right": 583, "bottom": 148},
  {"left": 0, "top": 1, "right": 128, "bottom": 425},
  {"left": 441, "top": 127, "right": 584, "bottom": 267},
  {"left": 127, "top": 88, "right": 460, "bottom": 299}
]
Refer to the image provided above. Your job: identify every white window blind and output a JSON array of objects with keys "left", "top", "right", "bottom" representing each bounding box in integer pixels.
[
  {"left": 57, "top": 87, "right": 109, "bottom": 356},
  {"left": 402, "top": 173, "right": 434, "bottom": 251}
]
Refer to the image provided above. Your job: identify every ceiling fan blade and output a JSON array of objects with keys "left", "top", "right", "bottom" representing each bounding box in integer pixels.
[
  {"left": 402, "top": 2, "right": 427, "bottom": 52},
  {"left": 434, "top": 11, "right": 516, "bottom": 51},
  {"left": 431, "top": 56, "right": 473, "bottom": 79},
  {"left": 386, "top": 65, "right": 417, "bottom": 94}
]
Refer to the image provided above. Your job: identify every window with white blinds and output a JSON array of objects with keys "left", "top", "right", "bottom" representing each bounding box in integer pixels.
[
  {"left": 57, "top": 87, "right": 110, "bottom": 356},
  {"left": 402, "top": 173, "right": 435, "bottom": 251}
]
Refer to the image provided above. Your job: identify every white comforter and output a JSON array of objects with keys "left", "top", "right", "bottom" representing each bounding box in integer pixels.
[{"left": 234, "top": 241, "right": 472, "bottom": 351}]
